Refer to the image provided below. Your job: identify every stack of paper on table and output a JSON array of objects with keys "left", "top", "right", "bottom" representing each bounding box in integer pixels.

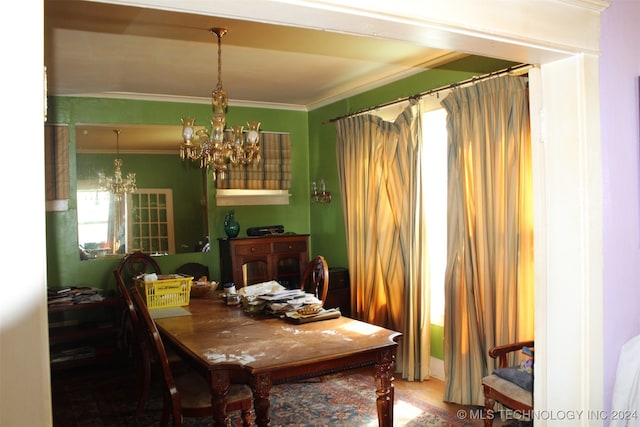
[
  {"left": 236, "top": 281, "right": 323, "bottom": 315},
  {"left": 258, "top": 289, "right": 306, "bottom": 301},
  {"left": 237, "top": 280, "right": 285, "bottom": 297}
]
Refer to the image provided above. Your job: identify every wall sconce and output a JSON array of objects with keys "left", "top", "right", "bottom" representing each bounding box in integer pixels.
[{"left": 311, "top": 179, "right": 332, "bottom": 204}]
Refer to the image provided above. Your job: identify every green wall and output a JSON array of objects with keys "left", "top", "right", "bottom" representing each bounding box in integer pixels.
[
  {"left": 431, "top": 324, "right": 444, "bottom": 360},
  {"left": 46, "top": 97, "right": 309, "bottom": 295}
]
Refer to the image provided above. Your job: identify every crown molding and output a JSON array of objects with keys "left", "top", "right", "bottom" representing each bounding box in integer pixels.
[{"left": 61, "top": 92, "right": 308, "bottom": 112}]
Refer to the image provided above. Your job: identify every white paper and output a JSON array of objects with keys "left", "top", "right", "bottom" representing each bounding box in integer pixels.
[{"left": 237, "top": 280, "right": 285, "bottom": 297}]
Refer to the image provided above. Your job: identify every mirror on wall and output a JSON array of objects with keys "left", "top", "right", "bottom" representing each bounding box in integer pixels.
[{"left": 75, "top": 123, "right": 209, "bottom": 260}]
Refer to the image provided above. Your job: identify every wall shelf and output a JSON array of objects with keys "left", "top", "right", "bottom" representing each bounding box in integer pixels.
[{"left": 48, "top": 296, "right": 123, "bottom": 370}]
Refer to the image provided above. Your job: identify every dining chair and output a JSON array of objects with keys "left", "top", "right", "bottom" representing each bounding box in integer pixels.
[
  {"left": 481, "top": 340, "right": 534, "bottom": 426},
  {"left": 130, "top": 284, "right": 254, "bottom": 427},
  {"left": 114, "top": 269, "right": 153, "bottom": 419},
  {"left": 117, "top": 251, "right": 162, "bottom": 284},
  {"left": 115, "top": 251, "right": 161, "bottom": 357},
  {"left": 114, "top": 254, "right": 185, "bottom": 361},
  {"left": 175, "top": 262, "right": 210, "bottom": 281},
  {"left": 115, "top": 269, "right": 188, "bottom": 420},
  {"left": 114, "top": 253, "right": 161, "bottom": 353},
  {"left": 300, "top": 255, "right": 329, "bottom": 306}
]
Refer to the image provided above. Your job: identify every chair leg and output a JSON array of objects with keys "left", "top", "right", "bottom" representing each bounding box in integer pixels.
[
  {"left": 160, "top": 400, "right": 171, "bottom": 427},
  {"left": 484, "top": 396, "right": 495, "bottom": 427},
  {"left": 134, "top": 344, "right": 152, "bottom": 418},
  {"left": 240, "top": 408, "right": 253, "bottom": 427}
]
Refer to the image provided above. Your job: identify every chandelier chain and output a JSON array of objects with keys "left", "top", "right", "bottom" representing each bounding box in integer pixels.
[
  {"left": 216, "top": 30, "right": 223, "bottom": 90},
  {"left": 115, "top": 128, "right": 121, "bottom": 155}
]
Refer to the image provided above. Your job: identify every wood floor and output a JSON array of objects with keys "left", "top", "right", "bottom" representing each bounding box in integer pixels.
[
  {"left": 389, "top": 372, "right": 522, "bottom": 426},
  {"left": 393, "top": 373, "right": 465, "bottom": 413}
]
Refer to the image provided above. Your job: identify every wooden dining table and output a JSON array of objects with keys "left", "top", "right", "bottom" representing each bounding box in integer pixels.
[{"left": 154, "top": 297, "right": 402, "bottom": 427}]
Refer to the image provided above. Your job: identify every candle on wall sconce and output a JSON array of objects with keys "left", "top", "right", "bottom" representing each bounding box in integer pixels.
[{"left": 311, "top": 179, "right": 332, "bottom": 204}]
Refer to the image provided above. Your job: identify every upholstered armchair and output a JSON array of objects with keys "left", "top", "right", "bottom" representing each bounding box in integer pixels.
[{"left": 481, "top": 340, "right": 534, "bottom": 427}]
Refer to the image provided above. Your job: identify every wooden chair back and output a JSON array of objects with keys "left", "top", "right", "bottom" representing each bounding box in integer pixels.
[
  {"left": 131, "top": 285, "right": 185, "bottom": 425},
  {"left": 117, "top": 251, "right": 161, "bottom": 284},
  {"left": 176, "top": 262, "right": 210, "bottom": 280},
  {"left": 114, "top": 269, "right": 151, "bottom": 418},
  {"left": 301, "top": 256, "right": 329, "bottom": 306}
]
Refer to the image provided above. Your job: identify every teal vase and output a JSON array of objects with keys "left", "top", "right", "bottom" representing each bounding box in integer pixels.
[{"left": 224, "top": 211, "right": 240, "bottom": 238}]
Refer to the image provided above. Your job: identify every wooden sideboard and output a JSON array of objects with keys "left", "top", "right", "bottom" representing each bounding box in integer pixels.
[{"left": 218, "top": 234, "right": 309, "bottom": 289}]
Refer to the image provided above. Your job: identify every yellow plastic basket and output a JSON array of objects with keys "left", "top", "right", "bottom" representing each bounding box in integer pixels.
[{"left": 134, "top": 274, "right": 193, "bottom": 309}]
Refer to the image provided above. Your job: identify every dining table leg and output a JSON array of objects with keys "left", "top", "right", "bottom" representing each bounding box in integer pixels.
[
  {"left": 210, "top": 370, "right": 230, "bottom": 426},
  {"left": 374, "top": 348, "right": 397, "bottom": 427},
  {"left": 251, "top": 372, "right": 273, "bottom": 427}
]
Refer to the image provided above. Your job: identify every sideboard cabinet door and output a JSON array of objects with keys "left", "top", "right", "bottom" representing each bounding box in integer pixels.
[{"left": 218, "top": 235, "right": 310, "bottom": 289}]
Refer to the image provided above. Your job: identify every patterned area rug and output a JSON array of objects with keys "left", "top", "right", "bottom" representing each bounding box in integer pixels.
[{"left": 52, "top": 363, "right": 481, "bottom": 426}]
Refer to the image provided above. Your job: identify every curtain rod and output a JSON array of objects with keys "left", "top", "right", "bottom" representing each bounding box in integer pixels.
[{"left": 324, "top": 63, "right": 533, "bottom": 124}]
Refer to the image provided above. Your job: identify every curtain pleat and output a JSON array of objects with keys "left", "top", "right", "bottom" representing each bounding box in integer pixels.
[
  {"left": 335, "top": 103, "right": 430, "bottom": 380},
  {"left": 442, "top": 76, "right": 534, "bottom": 405}
]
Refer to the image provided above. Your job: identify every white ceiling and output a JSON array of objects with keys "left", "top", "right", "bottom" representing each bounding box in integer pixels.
[
  {"left": 46, "top": 0, "right": 467, "bottom": 150},
  {"left": 45, "top": 0, "right": 465, "bottom": 109}
]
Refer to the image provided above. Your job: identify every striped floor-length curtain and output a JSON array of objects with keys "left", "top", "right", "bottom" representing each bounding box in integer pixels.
[
  {"left": 442, "top": 75, "right": 534, "bottom": 405},
  {"left": 335, "top": 103, "right": 431, "bottom": 380}
]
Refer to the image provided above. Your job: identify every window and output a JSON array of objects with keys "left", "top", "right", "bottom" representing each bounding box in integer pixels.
[
  {"left": 421, "top": 106, "right": 448, "bottom": 327},
  {"left": 77, "top": 189, "right": 111, "bottom": 256},
  {"left": 128, "top": 189, "right": 175, "bottom": 255}
]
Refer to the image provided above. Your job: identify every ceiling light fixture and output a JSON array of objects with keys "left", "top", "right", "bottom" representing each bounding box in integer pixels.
[
  {"left": 98, "top": 129, "right": 137, "bottom": 201},
  {"left": 180, "top": 27, "right": 261, "bottom": 183}
]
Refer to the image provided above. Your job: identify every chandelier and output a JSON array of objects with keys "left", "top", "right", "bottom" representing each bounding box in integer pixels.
[
  {"left": 98, "top": 129, "right": 137, "bottom": 201},
  {"left": 180, "top": 27, "right": 261, "bottom": 182}
]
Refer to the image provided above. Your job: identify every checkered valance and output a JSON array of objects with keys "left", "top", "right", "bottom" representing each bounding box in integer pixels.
[
  {"left": 45, "top": 124, "right": 70, "bottom": 201},
  {"left": 216, "top": 132, "right": 292, "bottom": 190}
]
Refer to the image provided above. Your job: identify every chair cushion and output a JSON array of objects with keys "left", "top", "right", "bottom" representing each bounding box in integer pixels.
[
  {"left": 482, "top": 374, "right": 533, "bottom": 407},
  {"left": 493, "top": 359, "right": 533, "bottom": 392},
  {"left": 493, "top": 367, "right": 533, "bottom": 392}
]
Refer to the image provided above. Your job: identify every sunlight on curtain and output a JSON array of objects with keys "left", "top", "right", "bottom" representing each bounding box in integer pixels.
[
  {"left": 335, "top": 103, "right": 430, "bottom": 380},
  {"left": 442, "top": 76, "right": 534, "bottom": 405},
  {"left": 421, "top": 108, "right": 448, "bottom": 327}
]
